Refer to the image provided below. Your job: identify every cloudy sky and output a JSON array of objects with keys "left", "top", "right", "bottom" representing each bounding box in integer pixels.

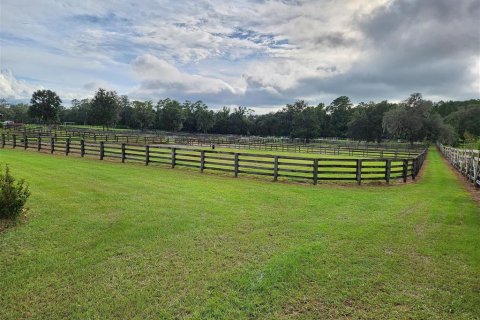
[{"left": 0, "top": 0, "right": 479, "bottom": 111}]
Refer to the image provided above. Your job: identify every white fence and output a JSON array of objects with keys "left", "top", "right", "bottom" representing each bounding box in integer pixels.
[{"left": 439, "top": 144, "right": 480, "bottom": 188}]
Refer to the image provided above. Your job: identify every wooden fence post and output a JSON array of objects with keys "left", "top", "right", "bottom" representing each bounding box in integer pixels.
[
  {"left": 145, "top": 145, "right": 150, "bottom": 166},
  {"left": 385, "top": 159, "right": 391, "bottom": 184},
  {"left": 121, "top": 143, "right": 126, "bottom": 163},
  {"left": 24, "top": 134, "right": 28, "bottom": 149},
  {"left": 200, "top": 150, "right": 205, "bottom": 173},
  {"left": 37, "top": 136, "right": 41, "bottom": 151},
  {"left": 80, "top": 140, "right": 85, "bottom": 157},
  {"left": 50, "top": 137, "right": 54, "bottom": 153},
  {"left": 1, "top": 134, "right": 5, "bottom": 148},
  {"left": 234, "top": 153, "right": 239, "bottom": 177},
  {"left": 274, "top": 156, "right": 279, "bottom": 181},
  {"left": 356, "top": 159, "right": 362, "bottom": 185},
  {"left": 65, "top": 138, "right": 70, "bottom": 155},
  {"left": 100, "top": 141, "right": 104, "bottom": 160},
  {"left": 313, "top": 159, "right": 319, "bottom": 185},
  {"left": 402, "top": 159, "right": 408, "bottom": 182},
  {"left": 412, "top": 158, "right": 417, "bottom": 180},
  {"left": 171, "top": 148, "right": 176, "bottom": 168}
]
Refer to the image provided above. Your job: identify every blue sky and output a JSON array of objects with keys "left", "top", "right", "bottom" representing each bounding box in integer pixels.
[{"left": 0, "top": 0, "right": 479, "bottom": 112}]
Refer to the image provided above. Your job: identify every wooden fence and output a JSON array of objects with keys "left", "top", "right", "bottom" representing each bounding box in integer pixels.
[
  {"left": 1, "top": 128, "right": 425, "bottom": 158},
  {"left": 438, "top": 144, "right": 480, "bottom": 188},
  {"left": 1, "top": 134, "right": 428, "bottom": 185}
]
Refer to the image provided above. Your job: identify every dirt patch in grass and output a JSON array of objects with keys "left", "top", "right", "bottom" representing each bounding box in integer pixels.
[{"left": 0, "top": 209, "right": 30, "bottom": 233}]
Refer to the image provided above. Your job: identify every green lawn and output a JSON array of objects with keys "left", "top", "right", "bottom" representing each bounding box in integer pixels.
[{"left": 0, "top": 148, "right": 479, "bottom": 319}]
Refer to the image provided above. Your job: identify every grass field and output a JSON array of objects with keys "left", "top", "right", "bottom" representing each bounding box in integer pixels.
[{"left": 0, "top": 148, "right": 479, "bottom": 319}]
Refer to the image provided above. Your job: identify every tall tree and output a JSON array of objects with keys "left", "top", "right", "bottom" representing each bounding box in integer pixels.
[
  {"left": 157, "top": 98, "right": 185, "bottom": 131},
  {"left": 29, "top": 89, "right": 62, "bottom": 124},
  {"left": 63, "top": 99, "right": 91, "bottom": 125},
  {"left": 291, "top": 103, "right": 327, "bottom": 139},
  {"left": 118, "top": 95, "right": 136, "bottom": 128},
  {"left": 382, "top": 93, "right": 450, "bottom": 144},
  {"left": 326, "top": 96, "right": 353, "bottom": 137},
  {"left": 229, "top": 106, "right": 253, "bottom": 134},
  {"left": 212, "top": 107, "right": 231, "bottom": 134},
  {"left": 445, "top": 104, "right": 480, "bottom": 138},
  {"left": 348, "top": 101, "right": 394, "bottom": 142},
  {"left": 253, "top": 113, "right": 281, "bottom": 136},
  {"left": 132, "top": 100, "right": 155, "bottom": 130},
  {"left": 0, "top": 99, "right": 12, "bottom": 121},
  {"left": 192, "top": 101, "right": 214, "bottom": 133},
  {"left": 181, "top": 101, "right": 197, "bottom": 132},
  {"left": 89, "top": 88, "right": 121, "bottom": 130}
]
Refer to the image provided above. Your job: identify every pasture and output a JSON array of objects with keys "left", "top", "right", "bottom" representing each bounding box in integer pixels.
[{"left": 0, "top": 148, "right": 479, "bottom": 319}]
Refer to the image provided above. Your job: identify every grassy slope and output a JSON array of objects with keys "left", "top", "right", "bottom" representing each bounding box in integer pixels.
[{"left": 0, "top": 148, "right": 478, "bottom": 319}]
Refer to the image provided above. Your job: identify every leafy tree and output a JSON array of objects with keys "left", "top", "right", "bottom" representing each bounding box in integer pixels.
[
  {"left": 382, "top": 93, "right": 452, "bottom": 144},
  {"left": 29, "top": 89, "right": 62, "bottom": 124},
  {"left": 229, "top": 106, "right": 253, "bottom": 134},
  {"left": 181, "top": 101, "right": 197, "bottom": 132},
  {"left": 348, "top": 101, "right": 394, "bottom": 142},
  {"left": 212, "top": 107, "right": 231, "bottom": 134},
  {"left": 118, "top": 95, "right": 136, "bottom": 128},
  {"left": 157, "top": 98, "right": 185, "bottom": 131},
  {"left": 383, "top": 95, "right": 425, "bottom": 144},
  {"left": 253, "top": 113, "right": 281, "bottom": 136},
  {"left": 433, "top": 99, "right": 480, "bottom": 118},
  {"left": 11, "top": 103, "right": 33, "bottom": 123},
  {"left": 0, "top": 99, "right": 12, "bottom": 121},
  {"left": 291, "top": 104, "right": 328, "bottom": 139},
  {"left": 132, "top": 100, "right": 155, "bottom": 130},
  {"left": 61, "top": 99, "right": 91, "bottom": 125},
  {"left": 445, "top": 105, "right": 480, "bottom": 139},
  {"left": 326, "top": 96, "right": 353, "bottom": 137},
  {"left": 278, "top": 100, "right": 312, "bottom": 137},
  {"left": 193, "top": 101, "right": 214, "bottom": 133},
  {"left": 89, "top": 88, "right": 121, "bottom": 130}
]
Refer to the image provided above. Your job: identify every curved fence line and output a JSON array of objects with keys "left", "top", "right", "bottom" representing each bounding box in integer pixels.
[
  {"left": 1, "top": 128, "right": 425, "bottom": 158},
  {"left": 438, "top": 144, "right": 480, "bottom": 188},
  {"left": 1, "top": 134, "right": 427, "bottom": 185},
  {"left": 8, "top": 125, "right": 425, "bottom": 148}
]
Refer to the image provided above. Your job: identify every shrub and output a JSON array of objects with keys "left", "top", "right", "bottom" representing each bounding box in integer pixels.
[{"left": 0, "top": 165, "right": 30, "bottom": 220}]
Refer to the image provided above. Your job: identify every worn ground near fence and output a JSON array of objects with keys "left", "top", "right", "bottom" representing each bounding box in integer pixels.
[
  {"left": 438, "top": 147, "right": 480, "bottom": 206},
  {"left": 0, "top": 148, "right": 479, "bottom": 319}
]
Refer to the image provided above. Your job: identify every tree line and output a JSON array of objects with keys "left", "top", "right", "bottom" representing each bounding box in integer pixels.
[{"left": 1, "top": 89, "right": 479, "bottom": 145}]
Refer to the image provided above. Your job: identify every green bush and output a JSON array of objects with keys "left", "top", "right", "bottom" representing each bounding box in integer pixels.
[{"left": 0, "top": 165, "right": 30, "bottom": 220}]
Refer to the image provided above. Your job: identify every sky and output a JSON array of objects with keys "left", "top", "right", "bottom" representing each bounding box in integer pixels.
[{"left": 0, "top": 0, "right": 479, "bottom": 113}]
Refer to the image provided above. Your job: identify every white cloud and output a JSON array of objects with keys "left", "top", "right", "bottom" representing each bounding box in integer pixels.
[
  {"left": 0, "top": 0, "right": 478, "bottom": 108},
  {"left": 0, "top": 69, "right": 40, "bottom": 99},
  {"left": 131, "top": 54, "right": 240, "bottom": 96}
]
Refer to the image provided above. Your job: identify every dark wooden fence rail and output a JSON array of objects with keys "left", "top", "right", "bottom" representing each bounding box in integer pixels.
[
  {"left": 439, "top": 144, "right": 480, "bottom": 188},
  {"left": 2, "top": 134, "right": 427, "bottom": 185}
]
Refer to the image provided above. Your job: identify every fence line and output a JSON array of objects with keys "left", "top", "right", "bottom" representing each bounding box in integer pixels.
[
  {"left": 1, "top": 128, "right": 425, "bottom": 158},
  {"left": 8, "top": 125, "right": 425, "bottom": 149},
  {"left": 438, "top": 144, "right": 480, "bottom": 188},
  {"left": 1, "top": 134, "right": 427, "bottom": 185}
]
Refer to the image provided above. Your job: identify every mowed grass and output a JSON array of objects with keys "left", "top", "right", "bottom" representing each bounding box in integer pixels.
[{"left": 0, "top": 148, "right": 479, "bottom": 319}]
